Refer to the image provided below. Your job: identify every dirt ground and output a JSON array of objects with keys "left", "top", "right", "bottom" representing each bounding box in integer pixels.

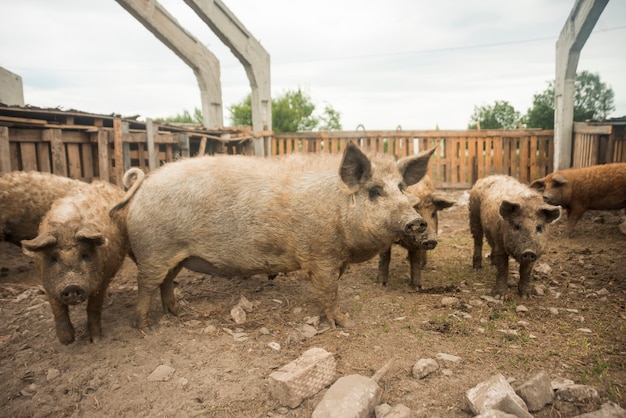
[{"left": 1, "top": 189, "right": 625, "bottom": 418}]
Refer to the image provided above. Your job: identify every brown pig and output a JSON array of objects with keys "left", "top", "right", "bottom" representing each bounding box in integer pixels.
[
  {"left": 469, "top": 175, "right": 561, "bottom": 298},
  {"left": 0, "top": 171, "right": 86, "bottom": 245},
  {"left": 111, "top": 142, "right": 435, "bottom": 330},
  {"left": 530, "top": 163, "right": 626, "bottom": 237},
  {"left": 377, "top": 175, "right": 456, "bottom": 288},
  {"left": 21, "top": 179, "right": 134, "bottom": 344}
]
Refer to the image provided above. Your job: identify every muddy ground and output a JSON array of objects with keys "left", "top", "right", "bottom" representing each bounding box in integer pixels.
[{"left": 0, "top": 190, "right": 625, "bottom": 417}]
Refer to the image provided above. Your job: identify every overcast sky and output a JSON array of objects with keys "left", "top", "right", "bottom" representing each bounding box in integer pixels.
[{"left": 1, "top": 0, "right": 625, "bottom": 130}]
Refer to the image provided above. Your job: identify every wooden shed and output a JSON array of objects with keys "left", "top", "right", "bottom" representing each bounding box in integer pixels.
[{"left": 572, "top": 117, "right": 626, "bottom": 167}]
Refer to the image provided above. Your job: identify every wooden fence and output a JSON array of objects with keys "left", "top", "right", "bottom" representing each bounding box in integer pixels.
[
  {"left": 3, "top": 106, "right": 625, "bottom": 190},
  {"left": 272, "top": 130, "right": 554, "bottom": 188}
]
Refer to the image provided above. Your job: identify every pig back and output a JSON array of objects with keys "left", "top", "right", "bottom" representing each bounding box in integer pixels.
[{"left": 126, "top": 154, "right": 355, "bottom": 276}]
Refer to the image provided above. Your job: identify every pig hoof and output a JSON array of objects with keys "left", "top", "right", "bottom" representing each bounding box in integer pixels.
[{"left": 58, "top": 334, "right": 75, "bottom": 345}]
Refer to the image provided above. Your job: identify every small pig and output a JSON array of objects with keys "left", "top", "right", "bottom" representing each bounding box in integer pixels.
[
  {"left": 21, "top": 179, "right": 134, "bottom": 344},
  {"left": 530, "top": 163, "right": 626, "bottom": 237},
  {"left": 0, "top": 171, "right": 86, "bottom": 245},
  {"left": 469, "top": 175, "right": 560, "bottom": 298},
  {"left": 111, "top": 142, "right": 435, "bottom": 330},
  {"left": 377, "top": 175, "right": 455, "bottom": 288}
]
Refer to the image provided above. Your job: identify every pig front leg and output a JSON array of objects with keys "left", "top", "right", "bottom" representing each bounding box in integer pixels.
[
  {"left": 517, "top": 261, "right": 534, "bottom": 298},
  {"left": 408, "top": 248, "right": 424, "bottom": 289},
  {"left": 377, "top": 247, "right": 392, "bottom": 286},
  {"left": 470, "top": 216, "right": 484, "bottom": 270},
  {"left": 48, "top": 297, "right": 75, "bottom": 345},
  {"left": 310, "top": 266, "right": 355, "bottom": 328},
  {"left": 86, "top": 291, "right": 105, "bottom": 343},
  {"left": 491, "top": 251, "right": 510, "bottom": 299}
]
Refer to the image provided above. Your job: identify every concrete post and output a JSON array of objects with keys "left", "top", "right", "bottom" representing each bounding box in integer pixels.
[
  {"left": 554, "top": 0, "right": 608, "bottom": 170},
  {"left": 184, "top": 0, "right": 271, "bottom": 156},
  {"left": 116, "top": 0, "right": 223, "bottom": 129}
]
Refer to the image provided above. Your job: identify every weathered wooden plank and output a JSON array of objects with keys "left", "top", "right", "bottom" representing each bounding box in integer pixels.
[
  {"left": 36, "top": 142, "right": 51, "bottom": 173},
  {"left": 0, "top": 126, "right": 11, "bottom": 173},
  {"left": 44, "top": 129, "right": 67, "bottom": 176},
  {"left": 67, "top": 143, "right": 82, "bottom": 179},
  {"left": 146, "top": 118, "right": 158, "bottom": 170},
  {"left": 19, "top": 142, "right": 38, "bottom": 171},
  {"left": 97, "top": 129, "right": 110, "bottom": 182},
  {"left": 113, "top": 119, "right": 124, "bottom": 187},
  {"left": 81, "top": 143, "right": 94, "bottom": 181}
]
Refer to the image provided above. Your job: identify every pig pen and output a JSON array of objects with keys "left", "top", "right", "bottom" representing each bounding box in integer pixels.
[{"left": 0, "top": 189, "right": 624, "bottom": 417}]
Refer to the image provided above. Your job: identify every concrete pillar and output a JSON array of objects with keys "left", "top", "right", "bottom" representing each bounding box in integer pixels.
[
  {"left": 554, "top": 0, "right": 608, "bottom": 170},
  {"left": 184, "top": 0, "right": 271, "bottom": 156},
  {"left": 116, "top": 0, "right": 223, "bottom": 129},
  {"left": 0, "top": 67, "right": 25, "bottom": 106}
]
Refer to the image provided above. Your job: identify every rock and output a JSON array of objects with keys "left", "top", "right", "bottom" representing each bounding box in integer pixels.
[
  {"left": 534, "top": 263, "right": 552, "bottom": 275},
  {"left": 312, "top": 374, "right": 381, "bottom": 418},
  {"left": 556, "top": 384, "right": 599, "bottom": 403},
  {"left": 465, "top": 374, "right": 531, "bottom": 418},
  {"left": 268, "top": 342, "right": 281, "bottom": 351},
  {"left": 237, "top": 295, "right": 255, "bottom": 312},
  {"left": 412, "top": 358, "right": 439, "bottom": 379},
  {"left": 551, "top": 376, "right": 575, "bottom": 391},
  {"left": 268, "top": 347, "right": 336, "bottom": 408},
  {"left": 475, "top": 410, "right": 519, "bottom": 418},
  {"left": 147, "top": 365, "right": 176, "bottom": 382},
  {"left": 549, "top": 307, "right": 559, "bottom": 315},
  {"left": 46, "top": 368, "right": 60, "bottom": 382},
  {"left": 376, "top": 403, "right": 412, "bottom": 418},
  {"left": 230, "top": 305, "right": 247, "bottom": 324},
  {"left": 516, "top": 305, "right": 528, "bottom": 313},
  {"left": 20, "top": 383, "right": 38, "bottom": 397},
  {"left": 300, "top": 324, "right": 318, "bottom": 338},
  {"left": 514, "top": 371, "right": 554, "bottom": 412},
  {"left": 571, "top": 401, "right": 626, "bottom": 418},
  {"left": 441, "top": 297, "right": 459, "bottom": 307},
  {"left": 436, "top": 353, "right": 461, "bottom": 363}
]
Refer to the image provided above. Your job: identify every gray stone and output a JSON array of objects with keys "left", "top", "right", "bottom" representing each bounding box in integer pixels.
[
  {"left": 557, "top": 384, "right": 599, "bottom": 403},
  {"left": 436, "top": 352, "right": 461, "bottom": 363},
  {"left": 268, "top": 347, "right": 336, "bottom": 408},
  {"left": 412, "top": 358, "right": 439, "bottom": 379},
  {"left": 515, "top": 370, "right": 554, "bottom": 412},
  {"left": 312, "top": 374, "right": 380, "bottom": 418},
  {"left": 466, "top": 374, "right": 531, "bottom": 417},
  {"left": 571, "top": 401, "right": 626, "bottom": 418},
  {"left": 147, "top": 364, "right": 176, "bottom": 382}
]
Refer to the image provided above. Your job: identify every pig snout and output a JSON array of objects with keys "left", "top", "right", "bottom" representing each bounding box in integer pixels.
[
  {"left": 520, "top": 250, "right": 537, "bottom": 263},
  {"left": 404, "top": 217, "right": 428, "bottom": 235},
  {"left": 60, "top": 285, "right": 87, "bottom": 305},
  {"left": 420, "top": 238, "right": 438, "bottom": 250}
]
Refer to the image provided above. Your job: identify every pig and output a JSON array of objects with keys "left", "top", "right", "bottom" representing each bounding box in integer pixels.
[
  {"left": 0, "top": 171, "right": 86, "bottom": 245},
  {"left": 377, "top": 175, "right": 456, "bottom": 289},
  {"left": 530, "top": 163, "right": 626, "bottom": 237},
  {"left": 469, "top": 175, "right": 561, "bottom": 298},
  {"left": 21, "top": 178, "right": 136, "bottom": 344},
  {"left": 110, "top": 142, "right": 435, "bottom": 330}
]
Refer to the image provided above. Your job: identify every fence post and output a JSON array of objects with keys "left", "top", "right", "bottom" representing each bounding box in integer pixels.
[
  {"left": 44, "top": 128, "right": 67, "bottom": 177},
  {"left": 0, "top": 127, "right": 10, "bottom": 173}
]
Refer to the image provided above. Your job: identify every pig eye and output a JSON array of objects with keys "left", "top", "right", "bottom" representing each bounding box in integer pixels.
[
  {"left": 513, "top": 224, "right": 521, "bottom": 231},
  {"left": 536, "top": 225, "right": 544, "bottom": 233},
  {"left": 368, "top": 186, "right": 385, "bottom": 200},
  {"left": 398, "top": 183, "right": 405, "bottom": 192},
  {"left": 432, "top": 211, "right": 437, "bottom": 219},
  {"left": 48, "top": 255, "right": 59, "bottom": 265},
  {"left": 80, "top": 251, "right": 91, "bottom": 261}
]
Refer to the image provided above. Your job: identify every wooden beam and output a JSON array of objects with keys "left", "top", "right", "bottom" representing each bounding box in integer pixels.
[
  {"left": 113, "top": 119, "right": 124, "bottom": 187},
  {"left": 44, "top": 128, "right": 68, "bottom": 176},
  {"left": 97, "top": 129, "right": 111, "bottom": 182},
  {"left": 0, "top": 127, "right": 11, "bottom": 173}
]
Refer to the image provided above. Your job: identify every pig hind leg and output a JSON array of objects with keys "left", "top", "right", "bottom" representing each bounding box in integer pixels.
[
  {"left": 134, "top": 262, "right": 181, "bottom": 330},
  {"left": 160, "top": 264, "right": 183, "bottom": 315}
]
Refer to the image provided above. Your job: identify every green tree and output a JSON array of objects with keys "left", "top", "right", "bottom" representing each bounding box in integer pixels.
[
  {"left": 523, "top": 70, "right": 615, "bottom": 129},
  {"left": 156, "top": 108, "right": 203, "bottom": 124},
  {"left": 228, "top": 88, "right": 342, "bottom": 132},
  {"left": 468, "top": 100, "right": 521, "bottom": 129}
]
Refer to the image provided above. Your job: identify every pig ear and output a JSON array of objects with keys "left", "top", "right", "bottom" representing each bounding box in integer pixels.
[
  {"left": 76, "top": 229, "right": 106, "bottom": 247},
  {"left": 398, "top": 147, "right": 435, "bottom": 186},
  {"left": 552, "top": 174, "right": 568, "bottom": 186},
  {"left": 432, "top": 192, "right": 456, "bottom": 210},
  {"left": 21, "top": 233, "right": 57, "bottom": 254},
  {"left": 339, "top": 141, "right": 372, "bottom": 192},
  {"left": 529, "top": 178, "right": 545, "bottom": 191},
  {"left": 538, "top": 204, "right": 561, "bottom": 224},
  {"left": 499, "top": 200, "right": 521, "bottom": 221}
]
